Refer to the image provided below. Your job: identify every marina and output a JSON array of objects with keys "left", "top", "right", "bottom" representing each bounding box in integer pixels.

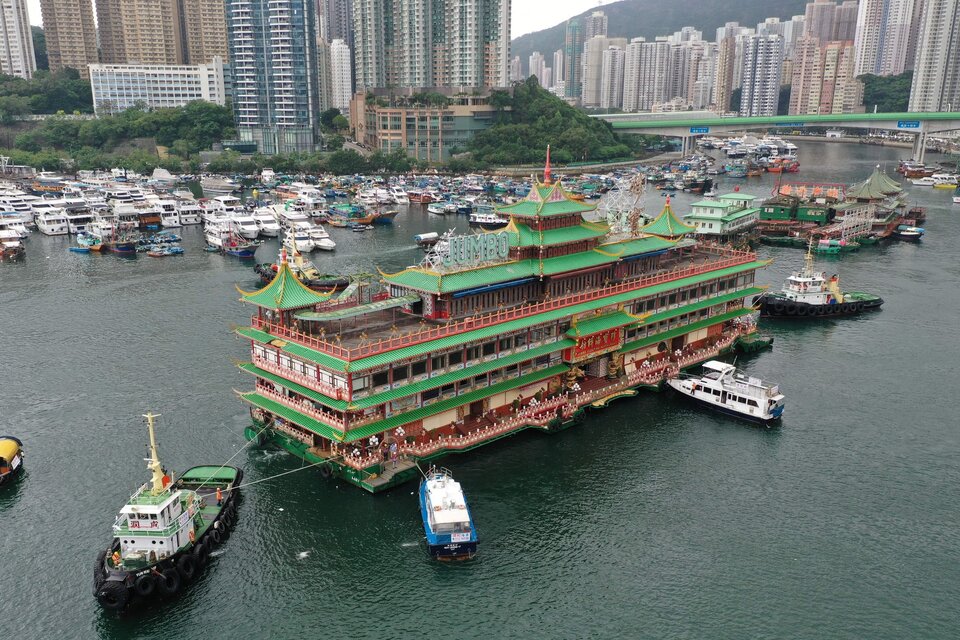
[{"left": 1, "top": 140, "right": 959, "bottom": 637}]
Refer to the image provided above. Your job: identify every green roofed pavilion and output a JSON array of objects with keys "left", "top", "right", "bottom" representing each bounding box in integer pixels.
[
  {"left": 846, "top": 165, "right": 903, "bottom": 201},
  {"left": 237, "top": 261, "right": 335, "bottom": 310},
  {"left": 640, "top": 199, "right": 695, "bottom": 239},
  {"left": 496, "top": 180, "right": 598, "bottom": 218}
]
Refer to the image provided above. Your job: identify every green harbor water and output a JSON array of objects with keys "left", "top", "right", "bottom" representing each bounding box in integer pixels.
[{"left": 1, "top": 141, "right": 958, "bottom": 638}]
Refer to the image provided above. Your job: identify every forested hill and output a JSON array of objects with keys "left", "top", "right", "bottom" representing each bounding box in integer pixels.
[{"left": 512, "top": 0, "right": 809, "bottom": 73}]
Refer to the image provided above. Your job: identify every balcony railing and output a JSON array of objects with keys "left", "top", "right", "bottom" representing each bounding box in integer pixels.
[
  {"left": 247, "top": 248, "right": 757, "bottom": 363},
  {"left": 252, "top": 356, "right": 347, "bottom": 400},
  {"left": 255, "top": 383, "right": 345, "bottom": 431}
]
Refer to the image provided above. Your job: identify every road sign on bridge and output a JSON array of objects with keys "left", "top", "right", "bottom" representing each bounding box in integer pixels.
[
  {"left": 897, "top": 121, "right": 921, "bottom": 129},
  {"left": 689, "top": 127, "right": 709, "bottom": 134}
]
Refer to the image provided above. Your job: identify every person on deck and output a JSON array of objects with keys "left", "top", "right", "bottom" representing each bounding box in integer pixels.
[{"left": 216, "top": 487, "right": 223, "bottom": 506}]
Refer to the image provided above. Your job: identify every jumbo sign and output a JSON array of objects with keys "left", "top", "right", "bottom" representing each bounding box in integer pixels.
[{"left": 442, "top": 232, "right": 510, "bottom": 268}]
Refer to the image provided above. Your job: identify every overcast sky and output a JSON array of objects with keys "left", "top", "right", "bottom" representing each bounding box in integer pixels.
[{"left": 26, "top": 0, "right": 612, "bottom": 38}]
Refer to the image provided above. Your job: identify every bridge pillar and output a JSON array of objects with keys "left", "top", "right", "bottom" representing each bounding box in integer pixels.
[{"left": 913, "top": 131, "right": 927, "bottom": 163}]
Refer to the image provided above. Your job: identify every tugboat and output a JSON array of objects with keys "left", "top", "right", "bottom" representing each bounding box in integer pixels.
[
  {"left": 757, "top": 242, "right": 883, "bottom": 318},
  {"left": 419, "top": 467, "right": 477, "bottom": 560},
  {"left": 666, "top": 361, "right": 785, "bottom": 424},
  {"left": 93, "top": 413, "right": 241, "bottom": 611},
  {"left": 0, "top": 436, "right": 24, "bottom": 485}
]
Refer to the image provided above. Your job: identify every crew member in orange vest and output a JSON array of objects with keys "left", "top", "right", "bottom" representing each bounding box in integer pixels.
[{"left": 216, "top": 487, "right": 223, "bottom": 506}]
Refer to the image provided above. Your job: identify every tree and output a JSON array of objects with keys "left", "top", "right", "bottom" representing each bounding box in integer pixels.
[
  {"left": 777, "top": 85, "right": 791, "bottom": 116},
  {"left": 32, "top": 27, "right": 48, "bottom": 71},
  {"left": 327, "top": 150, "right": 368, "bottom": 175},
  {"left": 332, "top": 114, "right": 349, "bottom": 132},
  {"left": 859, "top": 72, "right": 913, "bottom": 113},
  {"left": 730, "top": 88, "right": 742, "bottom": 113},
  {"left": 320, "top": 108, "right": 341, "bottom": 131},
  {"left": 325, "top": 134, "right": 345, "bottom": 151}
]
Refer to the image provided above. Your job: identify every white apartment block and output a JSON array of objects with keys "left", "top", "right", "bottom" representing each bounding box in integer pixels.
[
  {"left": 739, "top": 34, "right": 784, "bottom": 117},
  {"left": 330, "top": 38, "right": 353, "bottom": 115},
  {"left": 89, "top": 58, "right": 226, "bottom": 115},
  {"left": 908, "top": 0, "right": 960, "bottom": 112},
  {"left": 622, "top": 38, "right": 671, "bottom": 112},
  {"left": 0, "top": 0, "right": 34, "bottom": 79},
  {"left": 599, "top": 46, "right": 624, "bottom": 109},
  {"left": 854, "top": 0, "right": 918, "bottom": 77}
]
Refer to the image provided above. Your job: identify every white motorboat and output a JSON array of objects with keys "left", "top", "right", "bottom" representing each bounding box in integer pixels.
[
  {"left": 252, "top": 210, "right": 281, "bottom": 237},
  {"left": 389, "top": 186, "right": 409, "bottom": 203},
  {"left": 666, "top": 361, "right": 785, "bottom": 424},
  {"left": 230, "top": 214, "right": 261, "bottom": 240},
  {"left": 154, "top": 200, "right": 182, "bottom": 228},
  {"left": 0, "top": 212, "right": 31, "bottom": 238},
  {"left": 65, "top": 208, "right": 96, "bottom": 234},
  {"left": 910, "top": 176, "right": 936, "bottom": 186},
  {"left": 35, "top": 209, "right": 70, "bottom": 235},
  {"left": 282, "top": 227, "right": 315, "bottom": 253},
  {"left": 306, "top": 223, "right": 335, "bottom": 251},
  {"left": 0, "top": 228, "right": 25, "bottom": 259},
  {"left": 176, "top": 202, "right": 203, "bottom": 225},
  {"left": 201, "top": 175, "right": 240, "bottom": 197},
  {"left": 468, "top": 211, "right": 508, "bottom": 229}
]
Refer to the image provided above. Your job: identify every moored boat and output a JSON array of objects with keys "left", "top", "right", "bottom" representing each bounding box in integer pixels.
[
  {"left": 92, "top": 413, "right": 241, "bottom": 611},
  {"left": 953, "top": 186, "right": 960, "bottom": 204},
  {"left": 468, "top": 211, "right": 508, "bottom": 230},
  {"left": 419, "top": 467, "right": 477, "bottom": 560},
  {"left": 891, "top": 224, "right": 924, "bottom": 242},
  {"left": 666, "top": 361, "right": 785, "bottom": 424},
  {"left": 757, "top": 243, "right": 883, "bottom": 318},
  {"left": 0, "top": 436, "right": 24, "bottom": 485}
]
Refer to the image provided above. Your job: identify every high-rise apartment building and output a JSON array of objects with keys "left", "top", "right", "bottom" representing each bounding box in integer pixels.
[
  {"left": 581, "top": 35, "right": 626, "bottom": 107},
  {"left": 38, "top": 0, "right": 99, "bottom": 76},
  {"left": 622, "top": 38, "right": 670, "bottom": 112},
  {"left": 509, "top": 56, "right": 522, "bottom": 82},
  {"left": 529, "top": 51, "right": 545, "bottom": 83},
  {"left": 854, "top": 0, "right": 918, "bottom": 76},
  {"left": 599, "top": 45, "right": 624, "bottom": 109},
  {"left": 96, "top": 0, "right": 183, "bottom": 65},
  {"left": 553, "top": 49, "right": 564, "bottom": 86},
  {"left": 318, "top": 0, "right": 353, "bottom": 48},
  {"left": 739, "top": 34, "right": 784, "bottom": 116},
  {"left": 179, "top": 0, "right": 230, "bottom": 63},
  {"left": 352, "top": 0, "right": 509, "bottom": 91},
  {"left": 584, "top": 10, "right": 608, "bottom": 40},
  {"left": 908, "top": 0, "right": 960, "bottom": 111},
  {"left": 563, "top": 18, "right": 584, "bottom": 99},
  {"left": 834, "top": 1, "right": 859, "bottom": 41},
  {"left": 712, "top": 35, "right": 737, "bottom": 112},
  {"left": 789, "top": 38, "right": 861, "bottom": 114},
  {"left": 0, "top": 0, "right": 35, "bottom": 79},
  {"left": 89, "top": 58, "right": 227, "bottom": 115},
  {"left": 330, "top": 38, "right": 353, "bottom": 115},
  {"left": 227, "top": 0, "right": 321, "bottom": 154}
]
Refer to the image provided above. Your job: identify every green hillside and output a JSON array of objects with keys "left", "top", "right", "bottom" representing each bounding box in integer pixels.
[{"left": 512, "top": 0, "right": 809, "bottom": 74}]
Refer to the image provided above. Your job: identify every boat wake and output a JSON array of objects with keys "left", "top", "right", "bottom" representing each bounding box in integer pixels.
[{"left": 296, "top": 551, "right": 311, "bottom": 559}]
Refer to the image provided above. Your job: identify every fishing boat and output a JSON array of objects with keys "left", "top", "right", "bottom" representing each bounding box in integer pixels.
[
  {"left": 253, "top": 249, "right": 350, "bottom": 290},
  {"left": 0, "top": 229, "right": 25, "bottom": 260},
  {"left": 0, "top": 436, "right": 24, "bottom": 485},
  {"left": 372, "top": 210, "right": 399, "bottom": 224},
  {"left": 206, "top": 226, "right": 259, "bottom": 258},
  {"left": 953, "top": 186, "right": 960, "bottom": 204},
  {"left": 89, "top": 220, "right": 138, "bottom": 254},
  {"left": 92, "top": 413, "right": 241, "bottom": 610},
  {"left": 419, "top": 467, "right": 477, "bottom": 560},
  {"left": 666, "top": 361, "right": 785, "bottom": 424},
  {"left": 757, "top": 242, "right": 883, "bottom": 318}
]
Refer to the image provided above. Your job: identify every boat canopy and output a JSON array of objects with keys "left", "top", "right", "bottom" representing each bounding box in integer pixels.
[
  {"left": 0, "top": 438, "right": 20, "bottom": 461},
  {"left": 295, "top": 294, "right": 420, "bottom": 322},
  {"left": 702, "top": 360, "right": 736, "bottom": 373}
]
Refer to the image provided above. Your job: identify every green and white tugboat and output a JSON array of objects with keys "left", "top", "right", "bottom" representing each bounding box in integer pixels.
[{"left": 93, "top": 413, "right": 242, "bottom": 610}]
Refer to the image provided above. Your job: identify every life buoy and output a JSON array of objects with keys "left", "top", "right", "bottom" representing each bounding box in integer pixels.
[
  {"left": 158, "top": 568, "right": 181, "bottom": 596},
  {"left": 177, "top": 554, "right": 198, "bottom": 582},
  {"left": 134, "top": 574, "right": 156, "bottom": 598},
  {"left": 188, "top": 529, "right": 196, "bottom": 543}
]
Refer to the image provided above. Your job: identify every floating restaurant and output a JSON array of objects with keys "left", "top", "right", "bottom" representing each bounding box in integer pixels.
[{"left": 235, "top": 166, "right": 769, "bottom": 492}]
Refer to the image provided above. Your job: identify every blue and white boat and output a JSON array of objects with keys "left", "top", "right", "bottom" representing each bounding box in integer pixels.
[
  {"left": 419, "top": 467, "right": 477, "bottom": 560},
  {"left": 666, "top": 361, "right": 785, "bottom": 425}
]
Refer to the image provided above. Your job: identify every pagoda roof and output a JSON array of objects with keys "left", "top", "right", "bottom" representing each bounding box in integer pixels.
[
  {"left": 497, "top": 180, "right": 598, "bottom": 218},
  {"left": 237, "top": 261, "right": 335, "bottom": 310},
  {"left": 506, "top": 219, "right": 609, "bottom": 248},
  {"left": 847, "top": 166, "right": 903, "bottom": 200},
  {"left": 639, "top": 200, "right": 696, "bottom": 238}
]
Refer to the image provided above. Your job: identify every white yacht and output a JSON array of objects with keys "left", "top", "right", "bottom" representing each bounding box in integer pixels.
[
  {"left": 667, "top": 361, "right": 785, "bottom": 424},
  {"left": 156, "top": 201, "right": 181, "bottom": 228},
  {"left": 252, "top": 209, "right": 281, "bottom": 237},
  {"left": 64, "top": 208, "right": 96, "bottom": 234},
  {"left": 230, "top": 213, "right": 261, "bottom": 240},
  {"left": 910, "top": 176, "right": 936, "bottom": 186},
  {"left": 35, "top": 209, "right": 70, "bottom": 235},
  {"left": 389, "top": 186, "right": 409, "bottom": 203},
  {"left": 206, "top": 195, "right": 243, "bottom": 216},
  {"left": 282, "top": 226, "right": 315, "bottom": 252},
  {"left": 0, "top": 228, "right": 25, "bottom": 259},
  {"left": 294, "top": 221, "right": 335, "bottom": 251},
  {"left": 277, "top": 206, "right": 311, "bottom": 229},
  {"left": 201, "top": 175, "right": 240, "bottom": 197},
  {"left": 0, "top": 211, "right": 31, "bottom": 237}
]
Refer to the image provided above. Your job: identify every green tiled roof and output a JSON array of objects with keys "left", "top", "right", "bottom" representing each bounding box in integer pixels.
[
  {"left": 296, "top": 294, "right": 420, "bottom": 322},
  {"left": 641, "top": 287, "right": 765, "bottom": 325},
  {"left": 238, "top": 262, "right": 334, "bottom": 310},
  {"left": 690, "top": 199, "right": 736, "bottom": 209},
  {"left": 567, "top": 311, "right": 640, "bottom": 337},
  {"left": 340, "top": 364, "right": 569, "bottom": 443},
  {"left": 618, "top": 307, "right": 754, "bottom": 353},
  {"left": 596, "top": 236, "right": 677, "bottom": 258},
  {"left": 237, "top": 392, "right": 343, "bottom": 441},
  {"left": 718, "top": 193, "right": 756, "bottom": 201},
  {"left": 245, "top": 260, "right": 768, "bottom": 373},
  {"left": 238, "top": 362, "right": 349, "bottom": 410},
  {"left": 508, "top": 221, "right": 609, "bottom": 247},
  {"left": 641, "top": 201, "right": 696, "bottom": 238},
  {"left": 847, "top": 166, "right": 903, "bottom": 201},
  {"left": 381, "top": 260, "right": 536, "bottom": 294},
  {"left": 496, "top": 181, "right": 598, "bottom": 218},
  {"left": 538, "top": 250, "right": 617, "bottom": 275}
]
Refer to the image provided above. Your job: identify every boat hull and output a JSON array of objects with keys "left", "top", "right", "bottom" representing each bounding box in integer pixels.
[
  {"left": 428, "top": 540, "right": 478, "bottom": 560},
  {"left": 419, "top": 477, "right": 477, "bottom": 561},
  {"left": 0, "top": 436, "right": 24, "bottom": 485},
  {"left": 758, "top": 294, "right": 883, "bottom": 318},
  {"left": 92, "top": 466, "right": 242, "bottom": 610}
]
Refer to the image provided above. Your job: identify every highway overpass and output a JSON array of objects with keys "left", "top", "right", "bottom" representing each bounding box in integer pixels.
[{"left": 594, "top": 112, "right": 960, "bottom": 162}]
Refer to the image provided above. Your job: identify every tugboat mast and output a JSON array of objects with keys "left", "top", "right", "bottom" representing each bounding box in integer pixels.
[{"left": 143, "top": 412, "right": 165, "bottom": 496}]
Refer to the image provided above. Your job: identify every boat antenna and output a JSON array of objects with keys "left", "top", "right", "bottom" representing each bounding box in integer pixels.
[
  {"left": 143, "top": 412, "right": 166, "bottom": 496},
  {"left": 804, "top": 236, "right": 815, "bottom": 275}
]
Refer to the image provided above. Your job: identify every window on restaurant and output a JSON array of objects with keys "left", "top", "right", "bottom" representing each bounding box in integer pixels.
[
  {"left": 393, "top": 365, "right": 409, "bottom": 382},
  {"left": 448, "top": 350, "right": 464, "bottom": 366},
  {"left": 431, "top": 355, "right": 445, "bottom": 372},
  {"left": 411, "top": 360, "right": 427, "bottom": 377},
  {"left": 482, "top": 341, "right": 496, "bottom": 356},
  {"left": 372, "top": 370, "right": 389, "bottom": 388}
]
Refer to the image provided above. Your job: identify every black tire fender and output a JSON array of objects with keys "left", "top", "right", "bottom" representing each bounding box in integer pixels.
[
  {"left": 319, "top": 463, "right": 333, "bottom": 479},
  {"left": 771, "top": 302, "right": 785, "bottom": 314},
  {"left": 209, "top": 528, "right": 223, "bottom": 546},
  {"left": 158, "top": 568, "right": 181, "bottom": 596},
  {"left": 784, "top": 303, "right": 797, "bottom": 315},
  {"left": 193, "top": 542, "right": 209, "bottom": 567},
  {"left": 133, "top": 573, "right": 156, "bottom": 598},
  {"left": 96, "top": 581, "right": 130, "bottom": 610},
  {"left": 795, "top": 305, "right": 808, "bottom": 316},
  {"left": 177, "top": 554, "right": 198, "bottom": 582}
]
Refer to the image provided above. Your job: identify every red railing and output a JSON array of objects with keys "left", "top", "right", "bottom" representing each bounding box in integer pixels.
[
  {"left": 248, "top": 248, "right": 756, "bottom": 363},
  {"left": 252, "top": 356, "right": 347, "bottom": 400},
  {"left": 255, "top": 383, "right": 346, "bottom": 431}
]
